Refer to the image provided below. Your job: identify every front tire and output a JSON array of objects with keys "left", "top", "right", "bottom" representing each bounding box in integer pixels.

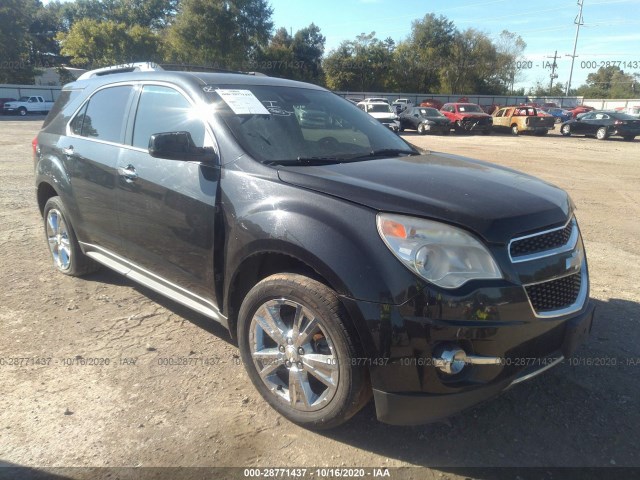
[
  {"left": 18, "top": 107, "right": 27, "bottom": 116},
  {"left": 237, "top": 274, "right": 370, "bottom": 429},
  {"left": 596, "top": 127, "right": 609, "bottom": 140},
  {"left": 43, "top": 197, "right": 99, "bottom": 276},
  {"left": 511, "top": 124, "right": 519, "bottom": 135},
  {"left": 561, "top": 124, "right": 571, "bottom": 136},
  {"left": 417, "top": 123, "right": 426, "bottom": 135}
]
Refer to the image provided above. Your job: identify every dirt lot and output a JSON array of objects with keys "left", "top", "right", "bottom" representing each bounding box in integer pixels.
[{"left": 1, "top": 118, "right": 639, "bottom": 478}]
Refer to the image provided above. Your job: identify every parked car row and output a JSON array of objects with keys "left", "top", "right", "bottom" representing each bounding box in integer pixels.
[{"left": 351, "top": 97, "right": 639, "bottom": 142}]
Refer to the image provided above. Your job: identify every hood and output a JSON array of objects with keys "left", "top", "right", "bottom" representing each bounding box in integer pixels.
[
  {"left": 277, "top": 153, "right": 571, "bottom": 244},
  {"left": 421, "top": 116, "right": 451, "bottom": 124},
  {"left": 368, "top": 112, "right": 396, "bottom": 120}
]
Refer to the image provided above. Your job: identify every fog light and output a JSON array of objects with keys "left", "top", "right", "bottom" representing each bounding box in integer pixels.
[
  {"left": 433, "top": 344, "right": 503, "bottom": 375},
  {"left": 433, "top": 347, "right": 467, "bottom": 375}
]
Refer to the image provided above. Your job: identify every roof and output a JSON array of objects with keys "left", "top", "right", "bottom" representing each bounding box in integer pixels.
[{"left": 64, "top": 69, "right": 327, "bottom": 93}]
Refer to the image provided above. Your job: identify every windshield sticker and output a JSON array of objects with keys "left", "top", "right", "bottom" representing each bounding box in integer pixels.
[
  {"left": 215, "top": 89, "right": 270, "bottom": 115},
  {"left": 262, "top": 101, "right": 293, "bottom": 116}
]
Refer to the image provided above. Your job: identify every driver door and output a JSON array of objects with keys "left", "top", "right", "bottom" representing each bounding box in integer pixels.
[{"left": 116, "top": 84, "right": 220, "bottom": 302}]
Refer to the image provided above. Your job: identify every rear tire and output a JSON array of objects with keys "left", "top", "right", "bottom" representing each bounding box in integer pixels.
[
  {"left": 561, "top": 124, "right": 571, "bottom": 136},
  {"left": 596, "top": 127, "right": 609, "bottom": 140},
  {"left": 43, "top": 197, "right": 100, "bottom": 276},
  {"left": 237, "top": 274, "right": 370, "bottom": 430},
  {"left": 417, "top": 123, "right": 426, "bottom": 135}
]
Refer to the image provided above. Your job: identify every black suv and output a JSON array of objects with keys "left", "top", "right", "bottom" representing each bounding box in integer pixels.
[{"left": 34, "top": 64, "right": 594, "bottom": 429}]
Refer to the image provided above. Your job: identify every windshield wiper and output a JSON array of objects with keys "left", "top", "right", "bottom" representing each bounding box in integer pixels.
[
  {"left": 264, "top": 156, "right": 344, "bottom": 166},
  {"left": 345, "top": 148, "right": 419, "bottom": 160}
]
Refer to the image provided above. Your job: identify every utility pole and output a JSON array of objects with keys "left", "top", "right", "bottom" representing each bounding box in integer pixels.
[
  {"left": 565, "top": 0, "right": 585, "bottom": 96},
  {"left": 547, "top": 50, "right": 559, "bottom": 93}
]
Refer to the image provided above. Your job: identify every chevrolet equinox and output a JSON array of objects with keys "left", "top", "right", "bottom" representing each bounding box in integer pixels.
[{"left": 33, "top": 63, "right": 594, "bottom": 429}]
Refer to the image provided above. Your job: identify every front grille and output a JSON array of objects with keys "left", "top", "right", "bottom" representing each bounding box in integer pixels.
[
  {"left": 510, "top": 219, "right": 574, "bottom": 258},
  {"left": 525, "top": 272, "right": 582, "bottom": 313}
]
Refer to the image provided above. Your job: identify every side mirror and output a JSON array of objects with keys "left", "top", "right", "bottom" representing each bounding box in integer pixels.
[{"left": 148, "top": 132, "right": 217, "bottom": 162}]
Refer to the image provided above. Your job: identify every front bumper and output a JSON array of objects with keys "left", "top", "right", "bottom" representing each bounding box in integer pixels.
[{"left": 371, "top": 302, "right": 594, "bottom": 425}]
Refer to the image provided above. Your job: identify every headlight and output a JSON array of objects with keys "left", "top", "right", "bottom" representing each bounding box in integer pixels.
[{"left": 376, "top": 213, "right": 502, "bottom": 289}]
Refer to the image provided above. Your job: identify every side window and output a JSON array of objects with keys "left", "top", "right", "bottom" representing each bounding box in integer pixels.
[
  {"left": 132, "top": 85, "right": 206, "bottom": 149},
  {"left": 76, "top": 86, "right": 133, "bottom": 143},
  {"left": 69, "top": 102, "right": 88, "bottom": 135}
]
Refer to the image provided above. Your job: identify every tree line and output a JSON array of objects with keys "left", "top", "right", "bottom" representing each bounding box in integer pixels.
[{"left": 1, "top": 0, "right": 637, "bottom": 98}]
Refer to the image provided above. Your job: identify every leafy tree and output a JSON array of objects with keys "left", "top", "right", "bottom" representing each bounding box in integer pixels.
[
  {"left": 324, "top": 32, "right": 395, "bottom": 91},
  {"left": 258, "top": 24, "right": 325, "bottom": 84},
  {"left": 494, "top": 30, "right": 527, "bottom": 94},
  {"left": 165, "top": 0, "right": 273, "bottom": 70},
  {"left": 393, "top": 14, "right": 456, "bottom": 93},
  {"left": 441, "top": 28, "right": 499, "bottom": 94},
  {"left": 0, "top": 0, "right": 40, "bottom": 83},
  {"left": 291, "top": 23, "right": 325, "bottom": 83},
  {"left": 529, "top": 80, "right": 568, "bottom": 97},
  {"left": 60, "top": 0, "right": 176, "bottom": 30},
  {"left": 57, "top": 18, "right": 162, "bottom": 68},
  {"left": 575, "top": 66, "right": 639, "bottom": 98}
]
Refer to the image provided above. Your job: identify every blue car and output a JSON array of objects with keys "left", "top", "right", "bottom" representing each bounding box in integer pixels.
[{"left": 540, "top": 107, "right": 572, "bottom": 124}]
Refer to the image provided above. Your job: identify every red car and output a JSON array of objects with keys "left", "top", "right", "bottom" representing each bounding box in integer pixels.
[
  {"left": 419, "top": 98, "right": 444, "bottom": 110},
  {"left": 567, "top": 105, "right": 595, "bottom": 118},
  {"left": 440, "top": 102, "right": 492, "bottom": 134}
]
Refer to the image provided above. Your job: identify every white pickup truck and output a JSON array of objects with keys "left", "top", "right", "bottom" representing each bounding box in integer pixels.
[{"left": 3, "top": 96, "right": 54, "bottom": 116}]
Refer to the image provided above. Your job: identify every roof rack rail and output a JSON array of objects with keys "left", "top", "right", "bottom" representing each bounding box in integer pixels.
[
  {"left": 77, "top": 62, "right": 163, "bottom": 80},
  {"left": 160, "top": 63, "right": 268, "bottom": 76}
]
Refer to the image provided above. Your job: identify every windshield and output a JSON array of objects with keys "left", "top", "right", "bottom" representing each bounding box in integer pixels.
[
  {"left": 366, "top": 104, "right": 393, "bottom": 113},
  {"left": 18, "top": 97, "right": 29, "bottom": 102},
  {"left": 458, "top": 104, "right": 483, "bottom": 113},
  {"left": 419, "top": 108, "right": 442, "bottom": 117},
  {"left": 205, "top": 85, "right": 411, "bottom": 163}
]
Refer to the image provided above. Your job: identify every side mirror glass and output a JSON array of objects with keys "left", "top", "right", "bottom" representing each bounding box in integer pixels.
[{"left": 148, "top": 131, "right": 217, "bottom": 162}]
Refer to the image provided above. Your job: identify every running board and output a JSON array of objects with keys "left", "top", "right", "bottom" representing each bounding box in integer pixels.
[{"left": 81, "top": 243, "right": 227, "bottom": 328}]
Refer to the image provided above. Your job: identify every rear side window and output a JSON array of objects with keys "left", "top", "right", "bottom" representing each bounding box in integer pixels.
[
  {"left": 42, "top": 90, "right": 80, "bottom": 130},
  {"left": 132, "top": 85, "right": 205, "bottom": 149},
  {"left": 75, "top": 86, "right": 133, "bottom": 143}
]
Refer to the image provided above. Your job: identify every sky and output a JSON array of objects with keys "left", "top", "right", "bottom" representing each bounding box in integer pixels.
[
  {"left": 43, "top": 0, "right": 640, "bottom": 91},
  {"left": 269, "top": 0, "right": 640, "bottom": 90}
]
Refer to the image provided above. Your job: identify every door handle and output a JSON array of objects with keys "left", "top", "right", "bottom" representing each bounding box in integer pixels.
[
  {"left": 118, "top": 164, "right": 138, "bottom": 181},
  {"left": 63, "top": 146, "right": 74, "bottom": 156}
]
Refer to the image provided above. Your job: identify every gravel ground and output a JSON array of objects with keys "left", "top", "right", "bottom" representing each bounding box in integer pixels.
[{"left": 1, "top": 117, "right": 638, "bottom": 479}]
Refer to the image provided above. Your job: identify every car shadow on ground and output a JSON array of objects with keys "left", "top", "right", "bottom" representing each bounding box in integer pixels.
[
  {"left": 318, "top": 297, "right": 640, "bottom": 471},
  {"left": 0, "top": 114, "right": 47, "bottom": 122},
  {"left": 81, "top": 268, "right": 234, "bottom": 345}
]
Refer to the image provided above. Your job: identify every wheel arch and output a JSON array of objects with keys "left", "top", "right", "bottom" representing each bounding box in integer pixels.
[
  {"left": 37, "top": 181, "right": 59, "bottom": 216},
  {"left": 225, "top": 246, "right": 377, "bottom": 369}
]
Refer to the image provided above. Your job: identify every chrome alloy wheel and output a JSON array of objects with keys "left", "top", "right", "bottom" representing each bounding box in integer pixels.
[
  {"left": 249, "top": 298, "right": 339, "bottom": 412},
  {"left": 46, "top": 209, "right": 71, "bottom": 271}
]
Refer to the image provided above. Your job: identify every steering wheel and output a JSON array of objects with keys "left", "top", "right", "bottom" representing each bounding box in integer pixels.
[{"left": 318, "top": 136, "right": 340, "bottom": 150}]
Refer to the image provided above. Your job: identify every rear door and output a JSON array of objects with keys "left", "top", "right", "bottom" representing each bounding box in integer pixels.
[
  {"left": 116, "top": 83, "right": 220, "bottom": 302},
  {"left": 64, "top": 84, "right": 135, "bottom": 253}
]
